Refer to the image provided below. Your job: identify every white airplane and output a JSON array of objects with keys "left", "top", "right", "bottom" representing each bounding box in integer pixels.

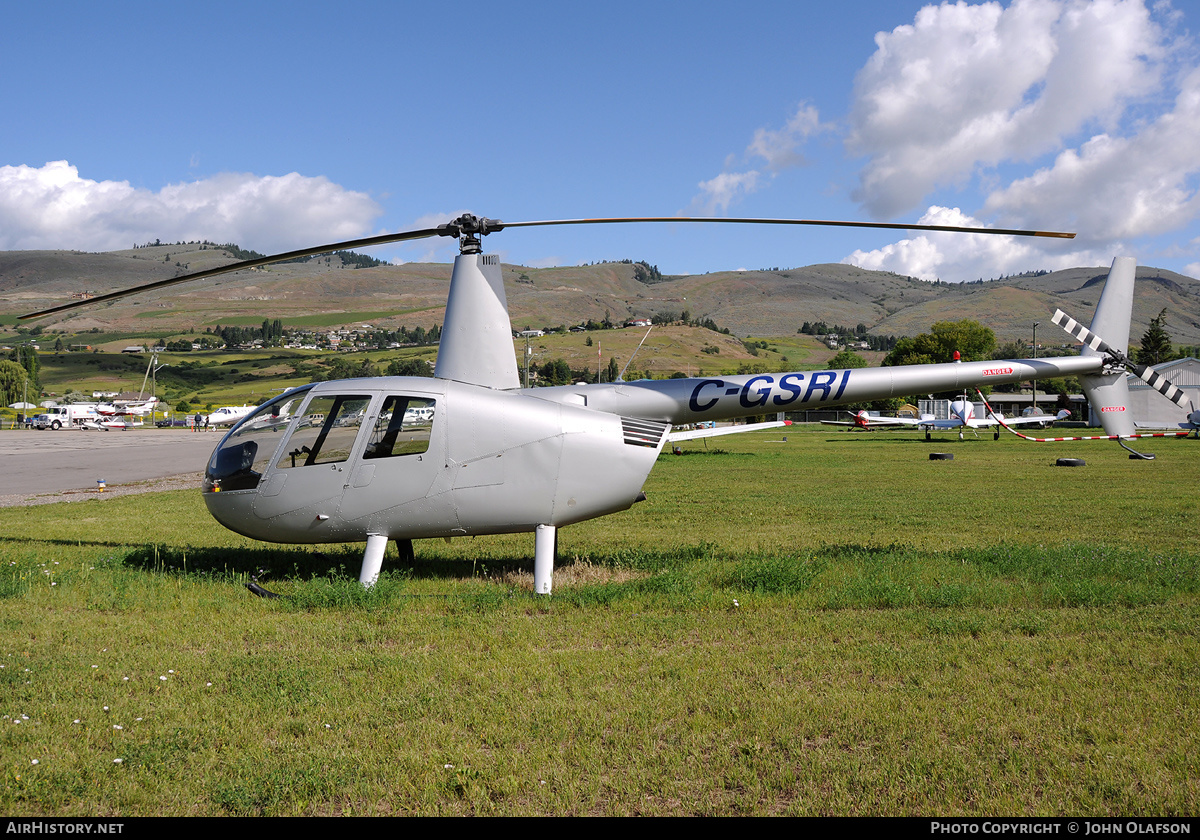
[
  {"left": 96, "top": 397, "right": 159, "bottom": 417},
  {"left": 825, "top": 400, "right": 1070, "bottom": 440},
  {"left": 21, "top": 215, "right": 1192, "bottom": 595},
  {"left": 204, "top": 405, "right": 257, "bottom": 426}
]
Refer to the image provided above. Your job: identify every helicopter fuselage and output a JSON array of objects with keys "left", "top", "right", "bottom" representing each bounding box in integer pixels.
[{"left": 202, "top": 377, "right": 668, "bottom": 545}]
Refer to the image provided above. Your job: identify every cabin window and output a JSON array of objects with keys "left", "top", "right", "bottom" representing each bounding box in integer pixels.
[
  {"left": 204, "top": 386, "right": 312, "bottom": 491},
  {"left": 278, "top": 395, "right": 371, "bottom": 469},
  {"left": 363, "top": 396, "right": 436, "bottom": 460}
]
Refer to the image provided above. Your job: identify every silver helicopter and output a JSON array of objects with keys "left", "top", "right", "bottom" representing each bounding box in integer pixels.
[{"left": 24, "top": 215, "right": 1191, "bottom": 593}]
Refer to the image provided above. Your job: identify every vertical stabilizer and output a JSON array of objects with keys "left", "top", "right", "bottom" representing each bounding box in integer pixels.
[
  {"left": 435, "top": 253, "right": 520, "bottom": 389},
  {"left": 1080, "top": 257, "right": 1136, "bottom": 436}
]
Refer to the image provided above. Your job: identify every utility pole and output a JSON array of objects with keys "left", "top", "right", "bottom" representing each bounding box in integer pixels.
[{"left": 1032, "top": 322, "right": 1039, "bottom": 415}]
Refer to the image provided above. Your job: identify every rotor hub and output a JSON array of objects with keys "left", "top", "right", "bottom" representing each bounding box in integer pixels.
[{"left": 437, "top": 214, "right": 505, "bottom": 255}]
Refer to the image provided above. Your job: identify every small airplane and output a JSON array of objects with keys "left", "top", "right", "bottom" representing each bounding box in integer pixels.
[
  {"left": 21, "top": 215, "right": 1190, "bottom": 594},
  {"left": 824, "top": 399, "right": 1070, "bottom": 440},
  {"left": 204, "top": 405, "right": 258, "bottom": 427},
  {"left": 823, "top": 409, "right": 935, "bottom": 430},
  {"left": 96, "top": 397, "right": 159, "bottom": 418}
]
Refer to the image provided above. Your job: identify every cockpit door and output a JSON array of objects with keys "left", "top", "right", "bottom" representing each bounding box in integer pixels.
[
  {"left": 336, "top": 393, "right": 448, "bottom": 533},
  {"left": 250, "top": 393, "right": 372, "bottom": 521}
]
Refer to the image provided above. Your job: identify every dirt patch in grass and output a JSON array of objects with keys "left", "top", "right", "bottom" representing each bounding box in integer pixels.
[{"left": 501, "top": 560, "right": 649, "bottom": 592}]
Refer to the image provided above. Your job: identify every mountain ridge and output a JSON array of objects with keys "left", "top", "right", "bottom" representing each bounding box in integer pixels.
[{"left": 2, "top": 245, "right": 1198, "bottom": 345}]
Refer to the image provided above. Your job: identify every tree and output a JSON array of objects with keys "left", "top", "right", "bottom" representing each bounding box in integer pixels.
[
  {"left": 385, "top": 358, "right": 431, "bottom": 377},
  {"left": 605, "top": 357, "right": 620, "bottom": 383},
  {"left": 828, "top": 349, "right": 868, "bottom": 369},
  {"left": 883, "top": 319, "right": 995, "bottom": 367},
  {"left": 8, "top": 346, "right": 40, "bottom": 392},
  {"left": 1135, "top": 308, "right": 1174, "bottom": 366},
  {"left": 537, "top": 359, "right": 573, "bottom": 386},
  {"left": 0, "top": 360, "right": 29, "bottom": 406}
]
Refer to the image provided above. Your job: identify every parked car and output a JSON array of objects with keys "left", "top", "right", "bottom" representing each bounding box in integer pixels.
[{"left": 155, "top": 419, "right": 190, "bottom": 428}]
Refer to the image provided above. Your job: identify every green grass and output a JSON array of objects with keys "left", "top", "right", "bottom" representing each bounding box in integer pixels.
[{"left": 0, "top": 431, "right": 1197, "bottom": 815}]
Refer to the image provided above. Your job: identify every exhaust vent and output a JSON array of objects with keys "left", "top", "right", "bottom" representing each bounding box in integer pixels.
[{"left": 621, "top": 417, "right": 669, "bottom": 448}]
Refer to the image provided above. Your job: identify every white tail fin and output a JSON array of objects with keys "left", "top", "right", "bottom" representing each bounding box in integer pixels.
[
  {"left": 1077, "top": 257, "right": 1137, "bottom": 436},
  {"left": 435, "top": 253, "right": 521, "bottom": 389}
]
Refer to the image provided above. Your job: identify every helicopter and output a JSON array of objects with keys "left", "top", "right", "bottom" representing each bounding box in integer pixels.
[{"left": 22, "top": 214, "right": 1192, "bottom": 594}]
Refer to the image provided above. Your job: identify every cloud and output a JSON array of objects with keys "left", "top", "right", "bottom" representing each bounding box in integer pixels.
[
  {"left": 836, "top": 2, "right": 1200, "bottom": 279},
  {"left": 689, "top": 102, "right": 827, "bottom": 214},
  {"left": 693, "top": 171, "right": 762, "bottom": 215},
  {"left": 746, "top": 104, "right": 823, "bottom": 172},
  {"left": 842, "top": 205, "right": 1115, "bottom": 281},
  {"left": 0, "top": 161, "right": 382, "bottom": 254},
  {"left": 848, "top": 0, "right": 1168, "bottom": 219},
  {"left": 983, "top": 66, "right": 1200, "bottom": 239}
]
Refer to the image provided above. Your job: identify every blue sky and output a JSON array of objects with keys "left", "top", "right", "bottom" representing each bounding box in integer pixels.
[{"left": 3, "top": 0, "right": 1199, "bottom": 282}]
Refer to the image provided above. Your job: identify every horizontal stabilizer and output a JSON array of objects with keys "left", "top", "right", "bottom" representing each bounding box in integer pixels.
[{"left": 668, "top": 420, "right": 790, "bottom": 442}]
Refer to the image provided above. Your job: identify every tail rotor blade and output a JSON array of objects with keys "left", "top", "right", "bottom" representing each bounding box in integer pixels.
[
  {"left": 1052, "top": 309, "right": 1112, "bottom": 354},
  {"left": 1051, "top": 309, "right": 1189, "bottom": 408},
  {"left": 1130, "top": 362, "right": 1190, "bottom": 408}
]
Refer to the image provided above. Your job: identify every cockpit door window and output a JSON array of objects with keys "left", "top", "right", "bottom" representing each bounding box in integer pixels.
[{"left": 278, "top": 395, "right": 371, "bottom": 469}]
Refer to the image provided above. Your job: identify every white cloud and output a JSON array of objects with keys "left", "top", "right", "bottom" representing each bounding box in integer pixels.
[
  {"left": 689, "top": 102, "right": 828, "bottom": 214},
  {"left": 0, "top": 161, "right": 382, "bottom": 254},
  {"left": 848, "top": 0, "right": 1168, "bottom": 219},
  {"left": 836, "top": 2, "right": 1200, "bottom": 278},
  {"left": 746, "top": 104, "right": 824, "bottom": 172},
  {"left": 842, "top": 205, "right": 1115, "bottom": 281},
  {"left": 983, "top": 67, "right": 1200, "bottom": 239},
  {"left": 693, "top": 171, "right": 761, "bottom": 215}
]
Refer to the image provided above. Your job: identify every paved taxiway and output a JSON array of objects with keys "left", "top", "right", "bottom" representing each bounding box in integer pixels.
[{"left": 0, "top": 429, "right": 221, "bottom": 495}]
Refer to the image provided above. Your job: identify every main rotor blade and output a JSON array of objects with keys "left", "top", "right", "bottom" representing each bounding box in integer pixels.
[
  {"left": 499, "top": 216, "right": 1077, "bottom": 239},
  {"left": 19, "top": 225, "right": 446, "bottom": 319},
  {"left": 20, "top": 213, "right": 1076, "bottom": 320}
]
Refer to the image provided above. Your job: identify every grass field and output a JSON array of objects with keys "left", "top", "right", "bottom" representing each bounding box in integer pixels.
[{"left": 1, "top": 430, "right": 1197, "bottom": 815}]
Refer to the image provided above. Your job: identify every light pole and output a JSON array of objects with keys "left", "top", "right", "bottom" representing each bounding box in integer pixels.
[{"left": 1032, "top": 322, "right": 1039, "bottom": 415}]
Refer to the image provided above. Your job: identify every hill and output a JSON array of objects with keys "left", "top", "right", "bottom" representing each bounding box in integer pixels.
[{"left": 2, "top": 244, "right": 1199, "bottom": 346}]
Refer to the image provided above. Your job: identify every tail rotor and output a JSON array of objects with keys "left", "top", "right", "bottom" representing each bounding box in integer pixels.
[{"left": 1051, "top": 309, "right": 1189, "bottom": 408}]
